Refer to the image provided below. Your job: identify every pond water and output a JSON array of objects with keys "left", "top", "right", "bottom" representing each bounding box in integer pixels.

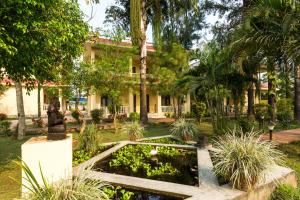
[{"left": 93, "top": 144, "right": 198, "bottom": 186}]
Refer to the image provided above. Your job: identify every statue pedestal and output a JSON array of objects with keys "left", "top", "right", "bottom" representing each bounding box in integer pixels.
[{"left": 21, "top": 134, "right": 72, "bottom": 196}]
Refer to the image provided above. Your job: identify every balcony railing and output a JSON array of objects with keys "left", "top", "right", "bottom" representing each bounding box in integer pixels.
[
  {"left": 97, "top": 106, "right": 129, "bottom": 116},
  {"left": 161, "top": 106, "right": 174, "bottom": 113},
  {"left": 161, "top": 106, "right": 185, "bottom": 113}
]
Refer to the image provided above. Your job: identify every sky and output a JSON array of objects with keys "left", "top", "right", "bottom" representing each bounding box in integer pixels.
[{"left": 78, "top": 0, "right": 218, "bottom": 44}]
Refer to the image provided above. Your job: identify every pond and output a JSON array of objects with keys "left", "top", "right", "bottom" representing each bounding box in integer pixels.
[
  {"left": 104, "top": 186, "right": 185, "bottom": 200},
  {"left": 93, "top": 144, "right": 198, "bottom": 186}
]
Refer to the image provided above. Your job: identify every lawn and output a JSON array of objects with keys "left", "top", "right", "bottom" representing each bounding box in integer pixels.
[
  {"left": 277, "top": 141, "right": 300, "bottom": 186},
  {"left": 0, "top": 136, "right": 33, "bottom": 200}
]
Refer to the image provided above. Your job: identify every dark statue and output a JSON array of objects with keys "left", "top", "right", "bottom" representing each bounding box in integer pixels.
[{"left": 47, "top": 97, "right": 66, "bottom": 140}]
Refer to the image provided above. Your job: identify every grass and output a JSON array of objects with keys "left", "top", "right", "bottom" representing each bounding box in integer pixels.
[
  {"left": 0, "top": 136, "right": 33, "bottom": 200},
  {"left": 277, "top": 141, "right": 300, "bottom": 186}
]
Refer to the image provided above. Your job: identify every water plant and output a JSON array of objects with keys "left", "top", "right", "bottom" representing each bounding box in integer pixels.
[{"left": 211, "top": 129, "right": 284, "bottom": 191}]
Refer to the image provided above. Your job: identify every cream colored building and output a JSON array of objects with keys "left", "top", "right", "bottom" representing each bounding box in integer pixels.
[
  {"left": 86, "top": 37, "right": 191, "bottom": 118},
  {"left": 0, "top": 80, "right": 67, "bottom": 117}
]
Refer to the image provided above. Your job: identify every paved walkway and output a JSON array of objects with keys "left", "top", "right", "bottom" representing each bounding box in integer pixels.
[{"left": 261, "top": 129, "right": 300, "bottom": 144}]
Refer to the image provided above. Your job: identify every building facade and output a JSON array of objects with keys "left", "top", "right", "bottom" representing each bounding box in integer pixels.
[{"left": 86, "top": 37, "right": 191, "bottom": 118}]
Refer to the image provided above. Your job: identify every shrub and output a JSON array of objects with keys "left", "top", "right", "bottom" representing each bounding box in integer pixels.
[
  {"left": 170, "top": 118, "right": 199, "bottom": 141},
  {"left": 254, "top": 102, "right": 270, "bottom": 123},
  {"left": 277, "top": 98, "right": 294, "bottom": 128},
  {"left": 0, "top": 120, "right": 11, "bottom": 136},
  {"left": 90, "top": 108, "right": 104, "bottom": 124},
  {"left": 271, "top": 184, "right": 300, "bottom": 200},
  {"left": 122, "top": 122, "right": 144, "bottom": 141},
  {"left": 129, "top": 112, "right": 140, "bottom": 122},
  {"left": 191, "top": 101, "right": 206, "bottom": 122},
  {"left": 21, "top": 161, "right": 108, "bottom": 200},
  {"left": 77, "top": 124, "right": 99, "bottom": 154},
  {"left": 237, "top": 117, "right": 253, "bottom": 133},
  {"left": 213, "top": 118, "right": 237, "bottom": 135},
  {"left": 71, "top": 110, "right": 81, "bottom": 124},
  {"left": 165, "top": 112, "right": 172, "bottom": 118},
  {"left": 0, "top": 113, "right": 7, "bottom": 121},
  {"left": 212, "top": 129, "right": 284, "bottom": 191}
]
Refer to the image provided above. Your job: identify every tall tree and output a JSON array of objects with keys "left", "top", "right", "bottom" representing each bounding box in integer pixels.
[
  {"left": 0, "top": 0, "right": 88, "bottom": 139},
  {"left": 105, "top": 0, "right": 201, "bottom": 123}
]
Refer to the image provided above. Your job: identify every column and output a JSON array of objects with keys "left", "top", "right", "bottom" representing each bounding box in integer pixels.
[
  {"left": 157, "top": 92, "right": 162, "bottom": 117},
  {"left": 129, "top": 90, "right": 134, "bottom": 113},
  {"left": 184, "top": 93, "right": 191, "bottom": 113},
  {"left": 58, "top": 89, "right": 63, "bottom": 111}
]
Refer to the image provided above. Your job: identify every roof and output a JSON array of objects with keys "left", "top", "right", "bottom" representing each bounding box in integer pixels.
[{"left": 89, "top": 36, "right": 156, "bottom": 52}]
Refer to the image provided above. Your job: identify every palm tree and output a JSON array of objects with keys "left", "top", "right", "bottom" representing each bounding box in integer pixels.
[{"left": 106, "top": 0, "right": 200, "bottom": 123}]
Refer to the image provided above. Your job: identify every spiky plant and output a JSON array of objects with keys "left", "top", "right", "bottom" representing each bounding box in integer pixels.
[
  {"left": 170, "top": 118, "right": 199, "bottom": 141},
  {"left": 123, "top": 122, "right": 144, "bottom": 141},
  {"left": 21, "top": 161, "right": 109, "bottom": 200},
  {"left": 211, "top": 129, "right": 284, "bottom": 191},
  {"left": 77, "top": 124, "right": 99, "bottom": 154}
]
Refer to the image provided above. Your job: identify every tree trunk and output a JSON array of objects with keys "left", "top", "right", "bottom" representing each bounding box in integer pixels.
[
  {"left": 294, "top": 65, "right": 300, "bottom": 121},
  {"left": 15, "top": 82, "right": 26, "bottom": 140},
  {"left": 139, "top": 0, "right": 148, "bottom": 124},
  {"left": 37, "top": 82, "right": 41, "bottom": 117},
  {"left": 284, "top": 59, "right": 291, "bottom": 98},
  {"left": 267, "top": 60, "right": 276, "bottom": 122},
  {"left": 247, "top": 82, "right": 255, "bottom": 118},
  {"left": 114, "top": 105, "right": 118, "bottom": 134}
]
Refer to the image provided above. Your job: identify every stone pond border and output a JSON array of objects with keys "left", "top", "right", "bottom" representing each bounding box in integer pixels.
[{"left": 73, "top": 135, "right": 297, "bottom": 200}]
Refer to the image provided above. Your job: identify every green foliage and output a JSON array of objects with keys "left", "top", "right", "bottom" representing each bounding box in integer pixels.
[
  {"left": 254, "top": 102, "right": 270, "bottom": 122},
  {"left": 129, "top": 112, "right": 140, "bottom": 122},
  {"left": 277, "top": 98, "right": 294, "bottom": 128},
  {"left": 21, "top": 161, "right": 108, "bottom": 200},
  {"left": 170, "top": 118, "right": 199, "bottom": 141},
  {"left": 0, "top": 120, "right": 11, "bottom": 136},
  {"left": 271, "top": 184, "right": 300, "bottom": 200},
  {"left": 90, "top": 109, "right": 104, "bottom": 124},
  {"left": 122, "top": 122, "right": 144, "bottom": 141},
  {"left": 0, "top": 113, "right": 7, "bottom": 121},
  {"left": 212, "top": 118, "right": 237, "bottom": 135},
  {"left": 0, "top": 0, "right": 88, "bottom": 87},
  {"left": 71, "top": 110, "right": 81, "bottom": 124},
  {"left": 212, "top": 129, "right": 284, "bottom": 191},
  {"left": 103, "top": 186, "right": 135, "bottom": 200},
  {"left": 72, "top": 150, "right": 91, "bottom": 166},
  {"left": 109, "top": 145, "right": 180, "bottom": 177},
  {"left": 191, "top": 101, "right": 207, "bottom": 122},
  {"left": 237, "top": 117, "right": 254, "bottom": 133},
  {"left": 76, "top": 124, "right": 99, "bottom": 155},
  {"left": 143, "top": 137, "right": 186, "bottom": 145}
]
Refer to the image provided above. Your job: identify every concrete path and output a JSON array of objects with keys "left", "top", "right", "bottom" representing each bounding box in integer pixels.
[{"left": 260, "top": 128, "right": 300, "bottom": 144}]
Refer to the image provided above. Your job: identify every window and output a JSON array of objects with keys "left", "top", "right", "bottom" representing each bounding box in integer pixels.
[
  {"left": 132, "top": 66, "right": 136, "bottom": 73},
  {"left": 161, "top": 95, "right": 171, "bottom": 106},
  {"left": 101, "top": 96, "right": 111, "bottom": 107}
]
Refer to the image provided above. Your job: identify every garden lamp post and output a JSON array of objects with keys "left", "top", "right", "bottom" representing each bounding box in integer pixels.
[{"left": 268, "top": 121, "right": 275, "bottom": 141}]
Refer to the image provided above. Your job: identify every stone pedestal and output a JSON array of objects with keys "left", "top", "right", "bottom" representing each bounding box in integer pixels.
[{"left": 21, "top": 134, "right": 72, "bottom": 195}]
